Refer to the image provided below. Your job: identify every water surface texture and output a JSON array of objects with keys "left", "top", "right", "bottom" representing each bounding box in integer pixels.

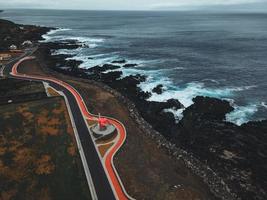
[{"left": 2, "top": 9, "right": 267, "bottom": 124}]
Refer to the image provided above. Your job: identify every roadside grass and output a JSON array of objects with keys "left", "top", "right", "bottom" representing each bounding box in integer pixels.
[
  {"left": 0, "top": 97, "right": 90, "bottom": 200},
  {"left": 0, "top": 79, "right": 45, "bottom": 97}
]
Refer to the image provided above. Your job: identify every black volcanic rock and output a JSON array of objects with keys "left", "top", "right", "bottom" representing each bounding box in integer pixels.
[
  {"left": 166, "top": 99, "right": 184, "bottom": 109},
  {"left": 100, "top": 71, "right": 122, "bottom": 82},
  {"left": 123, "top": 63, "right": 137, "bottom": 68},
  {"left": 110, "top": 74, "right": 150, "bottom": 101},
  {"left": 144, "top": 99, "right": 183, "bottom": 113},
  {"left": 173, "top": 96, "right": 267, "bottom": 200},
  {"left": 33, "top": 25, "right": 267, "bottom": 200},
  {"left": 46, "top": 41, "right": 82, "bottom": 50},
  {"left": 112, "top": 59, "right": 126, "bottom": 64},
  {"left": 139, "top": 99, "right": 183, "bottom": 138},
  {"left": 182, "top": 96, "right": 234, "bottom": 121},
  {"left": 152, "top": 84, "right": 164, "bottom": 94},
  {"left": 102, "top": 64, "right": 120, "bottom": 71},
  {"left": 35, "top": 44, "right": 82, "bottom": 73},
  {"left": 87, "top": 64, "right": 120, "bottom": 74}
]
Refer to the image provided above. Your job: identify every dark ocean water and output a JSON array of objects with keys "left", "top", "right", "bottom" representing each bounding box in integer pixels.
[{"left": 1, "top": 9, "right": 267, "bottom": 124}]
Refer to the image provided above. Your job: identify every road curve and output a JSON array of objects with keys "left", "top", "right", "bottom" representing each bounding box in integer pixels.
[{"left": 7, "top": 56, "right": 134, "bottom": 200}]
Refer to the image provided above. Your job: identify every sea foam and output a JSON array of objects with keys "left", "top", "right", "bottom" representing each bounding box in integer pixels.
[
  {"left": 42, "top": 27, "right": 104, "bottom": 49},
  {"left": 261, "top": 102, "right": 267, "bottom": 109},
  {"left": 41, "top": 28, "right": 72, "bottom": 42},
  {"left": 41, "top": 27, "right": 260, "bottom": 126},
  {"left": 226, "top": 104, "right": 259, "bottom": 125},
  {"left": 147, "top": 82, "right": 256, "bottom": 107}
]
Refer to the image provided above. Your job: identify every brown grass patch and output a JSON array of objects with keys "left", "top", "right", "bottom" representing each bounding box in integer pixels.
[
  {"left": 47, "top": 87, "right": 60, "bottom": 97},
  {"left": 95, "top": 132, "right": 118, "bottom": 145},
  {"left": 18, "top": 58, "right": 47, "bottom": 76},
  {"left": 87, "top": 119, "right": 97, "bottom": 126},
  {"left": 67, "top": 143, "right": 76, "bottom": 156},
  {"left": 0, "top": 189, "right": 17, "bottom": 200},
  {"left": 98, "top": 142, "right": 114, "bottom": 157},
  {"left": 13, "top": 147, "right": 34, "bottom": 167},
  {"left": 35, "top": 155, "right": 55, "bottom": 175},
  {"left": 0, "top": 97, "right": 90, "bottom": 199}
]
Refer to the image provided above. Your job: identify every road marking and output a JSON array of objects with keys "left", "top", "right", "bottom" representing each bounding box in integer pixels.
[
  {"left": 52, "top": 85, "right": 98, "bottom": 200},
  {"left": 42, "top": 82, "right": 51, "bottom": 97},
  {"left": 0, "top": 65, "right": 5, "bottom": 77},
  {"left": 10, "top": 56, "right": 135, "bottom": 200}
]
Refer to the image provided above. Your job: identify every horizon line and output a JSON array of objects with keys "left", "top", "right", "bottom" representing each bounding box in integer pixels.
[{"left": 1, "top": 8, "right": 267, "bottom": 13}]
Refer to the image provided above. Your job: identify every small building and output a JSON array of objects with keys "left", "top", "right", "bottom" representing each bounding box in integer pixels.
[
  {"left": 9, "top": 45, "right": 17, "bottom": 50},
  {"left": 0, "top": 53, "right": 11, "bottom": 61}
]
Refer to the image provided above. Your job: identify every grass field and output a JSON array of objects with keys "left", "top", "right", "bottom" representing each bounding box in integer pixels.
[
  {"left": 0, "top": 79, "right": 45, "bottom": 97},
  {"left": 0, "top": 91, "right": 90, "bottom": 199},
  {"left": 0, "top": 79, "right": 47, "bottom": 106}
]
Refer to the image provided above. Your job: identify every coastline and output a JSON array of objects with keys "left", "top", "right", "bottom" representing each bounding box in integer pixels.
[
  {"left": 1, "top": 18, "right": 267, "bottom": 200},
  {"left": 37, "top": 28, "right": 267, "bottom": 200},
  {"left": 34, "top": 48, "right": 235, "bottom": 199}
]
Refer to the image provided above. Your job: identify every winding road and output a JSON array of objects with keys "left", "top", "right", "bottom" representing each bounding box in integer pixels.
[{"left": 3, "top": 52, "right": 133, "bottom": 200}]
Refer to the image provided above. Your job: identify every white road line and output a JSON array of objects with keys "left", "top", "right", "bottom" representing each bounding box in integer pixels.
[
  {"left": 11, "top": 55, "right": 135, "bottom": 200},
  {"left": 0, "top": 65, "right": 5, "bottom": 77},
  {"left": 100, "top": 116, "right": 136, "bottom": 200},
  {"left": 42, "top": 82, "right": 51, "bottom": 97},
  {"left": 68, "top": 86, "right": 121, "bottom": 199},
  {"left": 66, "top": 83, "right": 135, "bottom": 200},
  {"left": 49, "top": 84, "right": 98, "bottom": 200}
]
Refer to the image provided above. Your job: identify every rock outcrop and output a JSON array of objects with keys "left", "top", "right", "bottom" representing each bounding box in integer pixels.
[{"left": 34, "top": 30, "right": 267, "bottom": 200}]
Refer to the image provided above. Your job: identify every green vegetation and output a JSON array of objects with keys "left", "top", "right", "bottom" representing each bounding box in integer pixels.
[
  {"left": 0, "top": 79, "right": 47, "bottom": 105},
  {"left": 0, "top": 79, "right": 45, "bottom": 97}
]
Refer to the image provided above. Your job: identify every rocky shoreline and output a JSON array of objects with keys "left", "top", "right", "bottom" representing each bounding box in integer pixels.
[
  {"left": 1, "top": 18, "right": 266, "bottom": 200},
  {"left": 38, "top": 37, "right": 267, "bottom": 200}
]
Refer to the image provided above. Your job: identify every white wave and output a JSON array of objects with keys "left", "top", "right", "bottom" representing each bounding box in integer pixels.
[
  {"left": 109, "top": 60, "right": 161, "bottom": 78},
  {"left": 119, "top": 68, "right": 143, "bottom": 77},
  {"left": 67, "top": 54, "right": 117, "bottom": 68},
  {"left": 42, "top": 28, "right": 260, "bottom": 125},
  {"left": 223, "top": 98, "right": 235, "bottom": 106},
  {"left": 147, "top": 82, "right": 256, "bottom": 108},
  {"left": 41, "top": 27, "right": 104, "bottom": 49},
  {"left": 61, "top": 36, "right": 104, "bottom": 48},
  {"left": 51, "top": 48, "right": 81, "bottom": 56},
  {"left": 50, "top": 36, "right": 104, "bottom": 48},
  {"left": 108, "top": 67, "right": 156, "bottom": 78},
  {"left": 202, "top": 78, "right": 220, "bottom": 84},
  {"left": 67, "top": 37, "right": 104, "bottom": 43},
  {"left": 41, "top": 28, "right": 71, "bottom": 42},
  {"left": 261, "top": 102, "right": 267, "bottom": 109},
  {"left": 227, "top": 85, "right": 257, "bottom": 92},
  {"left": 226, "top": 104, "right": 258, "bottom": 125},
  {"left": 139, "top": 76, "right": 171, "bottom": 93},
  {"left": 164, "top": 108, "right": 185, "bottom": 122}
]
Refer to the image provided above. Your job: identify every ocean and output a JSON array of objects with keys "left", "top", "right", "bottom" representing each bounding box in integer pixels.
[{"left": 1, "top": 9, "right": 267, "bottom": 125}]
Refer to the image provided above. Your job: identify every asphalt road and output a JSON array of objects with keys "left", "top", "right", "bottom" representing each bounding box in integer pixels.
[{"left": 3, "top": 53, "right": 117, "bottom": 200}]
